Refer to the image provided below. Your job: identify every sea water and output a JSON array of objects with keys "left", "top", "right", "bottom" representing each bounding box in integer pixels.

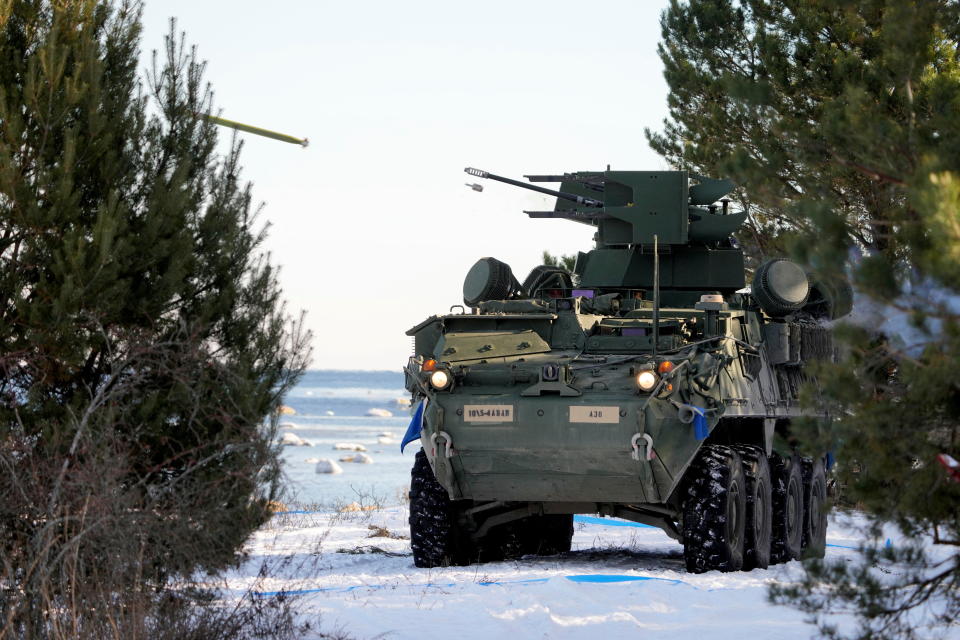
[{"left": 277, "top": 370, "right": 414, "bottom": 507}]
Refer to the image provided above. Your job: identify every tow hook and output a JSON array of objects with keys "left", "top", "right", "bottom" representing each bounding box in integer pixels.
[
  {"left": 431, "top": 431, "right": 455, "bottom": 458},
  {"left": 631, "top": 433, "right": 655, "bottom": 461}
]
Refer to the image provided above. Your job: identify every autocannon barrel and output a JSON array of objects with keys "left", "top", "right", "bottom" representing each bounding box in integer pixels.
[{"left": 464, "top": 167, "right": 603, "bottom": 207}]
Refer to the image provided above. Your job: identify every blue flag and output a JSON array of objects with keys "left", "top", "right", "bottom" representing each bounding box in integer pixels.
[
  {"left": 692, "top": 406, "right": 709, "bottom": 440},
  {"left": 401, "top": 399, "right": 426, "bottom": 453}
]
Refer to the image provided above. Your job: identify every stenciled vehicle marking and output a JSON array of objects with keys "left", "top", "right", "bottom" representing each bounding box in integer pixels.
[
  {"left": 463, "top": 405, "right": 514, "bottom": 423},
  {"left": 569, "top": 406, "right": 620, "bottom": 424}
]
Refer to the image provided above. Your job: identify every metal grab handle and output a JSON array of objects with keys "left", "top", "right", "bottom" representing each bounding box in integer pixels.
[
  {"left": 431, "top": 431, "right": 455, "bottom": 458},
  {"left": 630, "top": 433, "right": 655, "bottom": 461}
]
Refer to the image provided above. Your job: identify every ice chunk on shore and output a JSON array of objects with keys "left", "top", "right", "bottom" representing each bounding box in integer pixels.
[
  {"left": 280, "top": 432, "right": 311, "bottom": 446},
  {"left": 314, "top": 459, "right": 343, "bottom": 474},
  {"left": 339, "top": 453, "right": 373, "bottom": 464},
  {"left": 333, "top": 443, "right": 367, "bottom": 452}
]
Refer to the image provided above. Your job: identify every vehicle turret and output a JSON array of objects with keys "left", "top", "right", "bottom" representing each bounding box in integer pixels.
[{"left": 464, "top": 168, "right": 747, "bottom": 304}]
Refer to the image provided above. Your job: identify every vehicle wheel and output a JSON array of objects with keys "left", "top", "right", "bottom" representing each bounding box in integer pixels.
[
  {"left": 409, "top": 449, "right": 475, "bottom": 567},
  {"left": 522, "top": 514, "right": 574, "bottom": 556},
  {"left": 521, "top": 265, "right": 572, "bottom": 297},
  {"left": 682, "top": 445, "right": 746, "bottom": 573},
  {"left": 769, "top": 452, "right": 804, "bottom": 564},
  {"left": 476, "top": 519, "right": 526, "bottom": 562},
  {"left": 801, "top": 457, "right": 828, "bottom": 558},
  {"left": 733, "top": 445, "right": 772, "bottom": 570},
  {"left": 475, "top": 513, "right": 573, "bottom": 561}
]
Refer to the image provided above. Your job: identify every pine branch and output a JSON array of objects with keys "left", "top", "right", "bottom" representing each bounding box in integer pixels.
[
  {"left": 830, "top": 154, "right": 907, "bottom": 186},
  {"left": 932, "top": 526, "right": 960, "bottom": 546}
]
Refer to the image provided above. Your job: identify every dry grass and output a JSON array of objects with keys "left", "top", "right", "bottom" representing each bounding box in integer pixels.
[{"left": 366, "top": 524, "right": 408, "bottom": 540}]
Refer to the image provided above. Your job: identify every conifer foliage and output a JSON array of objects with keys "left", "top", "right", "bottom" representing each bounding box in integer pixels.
[
  {"left": 651, "top": 1, "right": 959, "bottom": 637},
  {"left": 0, "top": 0, "right": 309, "bottom": 635}
]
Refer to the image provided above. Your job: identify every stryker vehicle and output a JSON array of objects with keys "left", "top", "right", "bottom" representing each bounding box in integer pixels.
[{"left": 402, "top": 167, "right": 849, "bottom": 573}]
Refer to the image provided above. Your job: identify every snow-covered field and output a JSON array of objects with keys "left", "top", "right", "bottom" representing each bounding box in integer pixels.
[{"left": 219, "top": 506, "right": 887, "bottom": 640}]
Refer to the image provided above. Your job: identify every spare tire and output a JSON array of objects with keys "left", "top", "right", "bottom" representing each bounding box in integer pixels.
[
  {"left": 752, "top": 259, "right": 809, "bottom": 318},
  {"left": 805, "top": 276, "right": 853, "bottom": 320},
  {"left": 463, "top": 257, "right": 517, "bottom": 307},
  {"left": 522, "top": 265, "right": 572, "bottom": 297}
]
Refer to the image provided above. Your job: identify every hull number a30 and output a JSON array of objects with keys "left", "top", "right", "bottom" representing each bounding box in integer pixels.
[{"left": 569, "top": 406, "right": 620, "bottom": 424}]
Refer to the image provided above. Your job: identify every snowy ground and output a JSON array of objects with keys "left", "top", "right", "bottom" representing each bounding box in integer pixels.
[{"left": 215, "top": 506, "right": 896, "bottom": 640}]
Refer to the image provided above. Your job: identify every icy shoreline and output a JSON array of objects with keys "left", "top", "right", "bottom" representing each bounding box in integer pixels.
[{"left": 215, "top": 506, "right": 895, "bottom": 639}]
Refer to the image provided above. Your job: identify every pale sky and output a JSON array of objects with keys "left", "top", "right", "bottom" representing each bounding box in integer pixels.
[{"left": 140, "top": 0, "right": 672, "bottom": 370}]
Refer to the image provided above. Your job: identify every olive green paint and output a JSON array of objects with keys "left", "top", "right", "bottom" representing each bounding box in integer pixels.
[{"left": 404, "top": 168, "right": 839, "bottom": 541}]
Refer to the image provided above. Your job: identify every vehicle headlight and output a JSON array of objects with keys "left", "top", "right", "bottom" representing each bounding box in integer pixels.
[
  {"left": 636, "top": 370, "right": 659, "bottom": 393},
  {"left": 429, "top": 370, "right": 451, "bottom": 390}
]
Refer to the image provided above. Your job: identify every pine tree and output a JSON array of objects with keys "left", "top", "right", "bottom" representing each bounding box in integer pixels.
[
  {"left": 651, "top": 2, "right": 960, "bottom": 637},
  {"left": 0, "top": 0, "right": 309, "bottom": 633},
  {"left": 541, "top": 250, "right": 577, "bottom": 272}
]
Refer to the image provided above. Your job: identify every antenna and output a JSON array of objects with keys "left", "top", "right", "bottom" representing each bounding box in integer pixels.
[{"left": 652, "top": 234, "right": 660, "bottom": 356}]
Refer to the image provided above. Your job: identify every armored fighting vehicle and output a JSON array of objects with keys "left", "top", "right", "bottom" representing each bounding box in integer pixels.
[{"left": 402, "top": 168, "right": 848, "bottom": 573}]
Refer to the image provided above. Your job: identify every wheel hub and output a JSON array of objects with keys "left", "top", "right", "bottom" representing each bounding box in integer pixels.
[
  {"left": 787, "top": 480, "right": 800, "bottom": 531},
  {"left": 728, "top": 480, "right": 742, "bottom": 548},
  {"left": 755, "top": 489, "right": 767, "bottom": 538}
]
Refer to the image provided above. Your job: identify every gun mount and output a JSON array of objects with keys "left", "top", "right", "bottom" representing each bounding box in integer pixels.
[{"left": 464, "top": 167, "right": 749, "bottom": 302}]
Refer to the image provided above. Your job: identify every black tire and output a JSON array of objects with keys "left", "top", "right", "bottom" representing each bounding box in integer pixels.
[
  {"left": 521, "top": 514, "right": 574, "bottom": 556},
  {"left": 733, "top": 445, "right": 772, "bottom": 570},
  {"left": 801, "top": 457, "right": 828, "bottom": 558},
  {"left": 682, "top": 445, "right": 747, "bottom": 573},
  {"left": 463, "top": 257, "right": 516, "bottom": 306},
  {"left": 409, "top": 449, "right": 475, "bottom": 567},
  {"left": 752, "top": 259, "right": 809, "bottom": 318},
  {"left": 476, "top": 519, "right": 526, "bottom": 562},
  {"left": 522, "top": 265, "right": 572, "bottom": 297},
  {"left": 769, "top": 452, "right": 804, "bottom": 564},
  {"left": 473, "top": 513, "right": 574, "bottom": 561},
  {"left": 805, "top": 276, "right": 853, "bottom": 320}
]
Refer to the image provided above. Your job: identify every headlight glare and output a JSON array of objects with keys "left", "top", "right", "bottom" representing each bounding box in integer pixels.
[
  {"left": 429, "top": 370, "right": 451, "bottom": 390},
  {"left": 636, "top": 370, "right": 659, "bottom": 392}
]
